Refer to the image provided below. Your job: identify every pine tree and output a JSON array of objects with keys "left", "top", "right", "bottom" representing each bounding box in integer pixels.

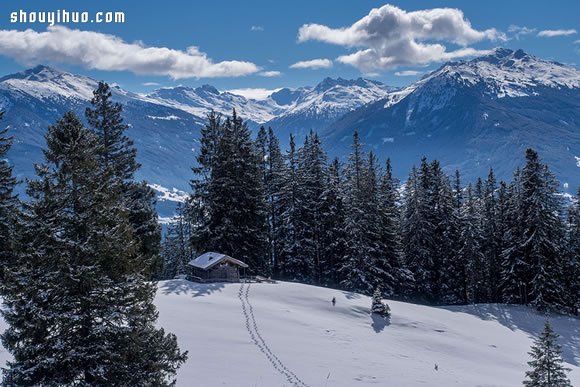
[
  {"left": 563, "top": 188, "right": 580, "bottom": 315},
  {"left": 401, "top": 159, "right": 437, "bottom": 301},
  {"left": 298, "top": 131, "right": 327, "bottom": 284},
  {"left": 191, "top": 110, "right": 268, "bottom": 274},
  {"left": 371, "top": 288, "right": 391, "bottom": 318},
  {"left": 319, "top": 158, "right": 347, "bottom": 287},
  {"left": 445, "top": 169, "right": 467, "bottom": 304},
  {"left": 500, "top": 167, "right": 528, "bottom": 304},
  {"left": 520, "top": 149, "right": 567, "bottom": 312},
  {"left": 429, "top": 160, "right": 457, "bottom": 303},
  {"left": 162, "top": 202, "right": 194, "bottom": 279},
  {"left": 340, "top": 132, "right": 375, "bottom": 294},
  {"left": 377, "top": 159, "right": 406, "bottom": 297},
  {"left": 85, "top": 81, "right": 161, "bottom": 278},
  {"left": 460, "top": 184, "right": 486, "bottom": 303},
  {"left": 523, "top": 320, "right": 572, "bottom": 387},
  {"left": 1, "top": 112, "right": 186, "bottom": 385},
  {"left": 266, "top": 128, "right": 286, "bottom": 277},
  {"left": 279, "top": 135, "right": 310, "bottom": 280},
  {"left": 482, "top": 169, "right": 502, "bottom": 303},
  {"left": 0, "top": 111, "right": 18, "bottom": 288}
]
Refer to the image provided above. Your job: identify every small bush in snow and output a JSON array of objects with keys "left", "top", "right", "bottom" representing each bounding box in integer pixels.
[{"left": 371, "top": 288, "right": 391, "bottom": 318}]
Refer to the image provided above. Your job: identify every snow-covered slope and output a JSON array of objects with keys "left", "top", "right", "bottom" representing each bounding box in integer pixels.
[
  {"left": 266, "top": 78, "right": 395, "bottom": 142},
  {"left": 144, "top": 85, "right": 284, "bottom": 124},
  {"left": 2, "top": 280, "right": 578, "bottom": 386}
]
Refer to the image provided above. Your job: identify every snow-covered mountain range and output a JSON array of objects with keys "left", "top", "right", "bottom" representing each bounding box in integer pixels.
[
  {"left": 325, "top": 48, "right": 580, "bottom": 188},
  {"left": 1, "top": 48, "right": 579, "bottom": 209}
]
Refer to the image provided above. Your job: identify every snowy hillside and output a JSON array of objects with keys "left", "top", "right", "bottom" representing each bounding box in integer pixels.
[
  {"left": 2, "top": 280, "right": 578, "bottom": 386},
  {"left": 266, "top": 78, "right": 394, "bottom": 141},
  {"left": 7, "top": 280, "right": 571, "bottom": 386},
  {"left": 153, "top": 281, "right": 579, "bottom": 387}
]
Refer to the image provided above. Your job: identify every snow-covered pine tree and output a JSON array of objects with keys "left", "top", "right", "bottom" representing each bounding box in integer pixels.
[
  {"left": 500, "top": 167, "right": 528, "bottom": 304},
  {"left": 0, "top": 111, "right": 18, "bottom": 288},
  {"left": 460, "top": 184, "right": 486, "bottom": 303},
  {"left": 371, "top": 288, "right": 391, "bottom": 318},
  {"left": 278, "top": 134, "right": 310, "bottom": 280},
  {"left": 482, "top": 168, "right": 502, "bottom": 303},
  {"left": 401, "top": 164, "right": 431, "bottom": 300},
  {"left": 264, "top": 127, "right": 286, "bottom": 277},
  {"left": 1, "top": 112, "right": 186, "bottom": 385},
  {"left": 340, "top": 132, "right": 377, "bottom": 294},
  {"left": 377, "top": 159, "right": 406, "bottom": 297},
  {"left": 298, "top": 131, "right": 327, "bottom": 284},
  {"left": 519, "top": 149, "right": 567, "bottom": 312},
  {"left": 85, "top": 81, "right": 161, "bottom": 278},
  {"left": 162, "top": 202, "right": 194, "bottom": 279},
  {"left": 563, "top": 188, "right": 580, "bottom": 315},
  {"left": 445, "top": 169, "right": 467, "bottom": 304},
  {"left": 429, "top": 160, "right": 458, "bottom": 303},
  {"left": 319, "top": 158, "right": 347, "bottom": 287},
  {"left": 523, "top": 320, "right": 572, "bottom": 387},
  {"left": 192, "top": 110, "right": 268, "bottom": 274}
]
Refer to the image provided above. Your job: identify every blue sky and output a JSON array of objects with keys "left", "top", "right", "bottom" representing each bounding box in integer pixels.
[{"left": 0, "top": 0, "right": 578, "bottom": 95}]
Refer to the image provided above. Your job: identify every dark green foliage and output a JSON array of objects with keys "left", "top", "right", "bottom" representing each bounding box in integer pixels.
[
  {"left": 86, "top": 81, "right": 161, "bottom": 279},
  {"left": 163, "top": 202, "right": 195, "bottom": 279},
  {"left": 1, "top": 112, "right": 186, "bottom": 385},
  {"left": 0, "top": 111, "right": 18, "bottom": 289},
  {"left": 191, "top": 110, "right": 268, "bottom": 274}
]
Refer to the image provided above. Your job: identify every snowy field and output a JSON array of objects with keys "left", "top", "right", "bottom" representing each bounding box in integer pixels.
[{"left": 1, "top": 280, "right": 579, "bottom": 386}]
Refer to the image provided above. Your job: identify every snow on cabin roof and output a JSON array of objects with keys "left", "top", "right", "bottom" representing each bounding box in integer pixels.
[{"left": 188, "top": 252, "right": 249, "bottom": 270}]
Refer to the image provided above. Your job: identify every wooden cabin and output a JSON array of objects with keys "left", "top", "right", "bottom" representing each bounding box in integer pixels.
[{"left": 188, "top": 252, "right": 248, "bottom": 283}]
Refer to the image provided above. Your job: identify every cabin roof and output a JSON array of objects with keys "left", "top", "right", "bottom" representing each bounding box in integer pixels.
[{"left": 188, "top": 252, "right": 249, "bottom": 270}]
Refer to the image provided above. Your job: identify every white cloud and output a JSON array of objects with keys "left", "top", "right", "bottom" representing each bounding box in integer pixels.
[
  {"left": 537, "top": 29, "right": 577, "bottom": 37},
  {"left": 227, "top": 88, "right": 282, "bottom": 100},
  {"left": 290, "top": 58, "right": 333, "bottom": 69},
  {"left": 260, "top": 70, "right": 282, "bottom": 77},
  {"left": 142, "top": 82, "right": 160, "bottom": 86},
  {"left": 0, "top": 26, "right": 260, "bottom": 79},
  {"left": 508, "top": 25, "right": 537, "bottom": 40},
  {"left": 297, "top": 4, "right": 504, "bottom": 72},
  {"left": 251, "top": 26, "right": 264, "bottom": 32},
  {"left": 394, "top": 70, "right": 422, "bottom": 76},
  {"left": 575, "top": 39, "right": 580, "bottom": 44}
]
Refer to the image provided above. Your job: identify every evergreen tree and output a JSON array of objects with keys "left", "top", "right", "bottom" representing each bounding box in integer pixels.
[
  {"left": 377, "top": 159, "right": 406, "bottom": 297},
  {"left": 319, "top": 158, "right": 347, "bottom": 287},
  {"left": 371, "top": 288, "right": 391, "bottom": 318},
  {"left": 0, "top": 112, "right": 18, "bottom": 288},
  {"left": 519, "top": 149, "right": 567, "bottom": 311},
  {"left": 162, "top": 202, "right": 194, "bottom": 279},
  {"left": 460, "top": 184, "right": 486, "bottom": 303},
  {"left": 191, "top": 110, "right": 268, "bottom": 274},
  {"left": 1, "top": 112, "right": 186, "bottom": 385},
  {"left": 445, "top": 170, "right": 467, "bottom": 304},
  {"left": 278, "top": 135, "right": 310, "bottom": 280},
  {"left": 340, "top": 132, "right": 377, "bottom": 294},
  {"left": 85, "top": 81, "right": 161, "bottom": 278},
  {"left": 482, "top": 169, "right": 502, "bottom": 303},
  {"left": 563, "top": 188, "right": 580, "bottom": 315},
  {"left": 264, "top": 128, "right": 286, "bottom": 277},
  {"left": 298, "top": 131, "right": 327, "bottom": 284},
  {"left": 501, "top": 167, "right": 528, "bottom": 303},
  {"left": 402, "top": 158, "right": 439, "bottom": 301},
  {"left": 523, "top": 320, "right": 572, "bottom": 387},
  {"left": 429, "top": 160, "right": 457, "bottom": 302}
]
